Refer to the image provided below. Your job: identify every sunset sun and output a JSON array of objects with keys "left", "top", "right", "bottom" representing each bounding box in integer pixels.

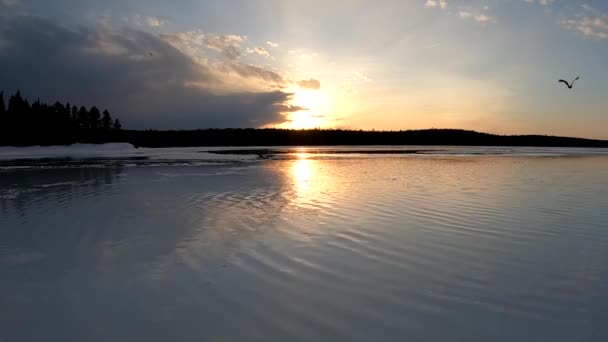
[{"left": 285, "top": 89, "right": 328, "bottom": 129}]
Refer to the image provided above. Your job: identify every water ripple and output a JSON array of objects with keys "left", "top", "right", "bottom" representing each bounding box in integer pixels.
[{"left": 2, "top": 155, "right": 608, "bottom": 341}]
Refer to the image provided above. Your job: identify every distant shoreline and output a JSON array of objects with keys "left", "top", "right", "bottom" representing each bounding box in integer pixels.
[
  {"left": 2, "top": 128, "right": 608, "bottom": 148},
  {"left": 106, "top": 128, "right": 608, "bottom": 148}
]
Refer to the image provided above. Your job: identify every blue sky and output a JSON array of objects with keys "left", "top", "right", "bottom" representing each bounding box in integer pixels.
[{"left": 1, "top": 0, "right": 607, "bottom": 138}]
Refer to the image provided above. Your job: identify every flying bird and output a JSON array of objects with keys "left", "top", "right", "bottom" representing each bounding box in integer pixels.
[{"left": 558, "top": 76, "right": 580, "bottom": 89}]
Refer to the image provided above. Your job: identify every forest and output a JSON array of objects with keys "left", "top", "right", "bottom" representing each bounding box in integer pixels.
[
  {"left": 0, "top": 91, "right": 122, "bottom": 146},
  {"left": 123, "top": 128, "right": 608, "bottom": 148}
]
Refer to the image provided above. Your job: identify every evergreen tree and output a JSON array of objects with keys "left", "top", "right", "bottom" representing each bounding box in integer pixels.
[
  {"left": 89, "top": 106, "right": 101, "bottom": 129},
  {"left": 8, "top": 91, "right": 25, "bottom": 135},
  {"left": 8, "top": 90, "right": 24, "bottom": 114},
  {"left": 30, "top": 99, "right": 43, "bottom": 141},
  {"left": 0, "top": 91, "right": 5, "bottom": 140},
  {"left": 71, "top": 105, "right": 79, "bottom": 122},
  {"left": 64, "top": 102, "right": 71, "bottom": 120},
  {"left": 52, "top": 101, "right": 63, "bottom": 115},
  {"left": 0, "top": 90, "right": 124, "bottom": 146},
  {"left": 78, "top": 106, "right": 89, "bottom": 129},
  {"left": 31, "top": 99, "right": 42, "bottom": 119},
  {"left": 102, "top": 110, "right": 112, "bottom": 130},
  {"left": 0, "top": 91, "right": 5, "bottom": 115},
  {"left": 62, "top": 102, "right": 73, "bottom": 128},
  {"left": 51, "top": 101, "right": 68, "bottom": 129}
]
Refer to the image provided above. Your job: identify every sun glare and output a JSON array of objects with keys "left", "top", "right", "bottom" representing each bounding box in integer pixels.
[
  {"left": 294, "top": 90, "right": 322, "bottom": 110},
  {"left": 291, "top": 155, "right": 314, "bottom": 195},
  {"left": 286, "top": 89, "right": 329, "bottom": 129}
]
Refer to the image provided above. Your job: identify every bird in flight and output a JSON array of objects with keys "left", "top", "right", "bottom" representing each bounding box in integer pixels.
[{"left": 558, "top": 76, "right": 580, "bottom": 89}]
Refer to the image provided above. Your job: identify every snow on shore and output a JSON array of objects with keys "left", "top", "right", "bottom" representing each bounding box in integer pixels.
[{"left": 0, "top": 143, "right": 138, "bottom": 160}]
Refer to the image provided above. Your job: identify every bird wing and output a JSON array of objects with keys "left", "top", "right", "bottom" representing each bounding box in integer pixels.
[{"left": 558, "top": 79, "right": 569, "bottom": 85}]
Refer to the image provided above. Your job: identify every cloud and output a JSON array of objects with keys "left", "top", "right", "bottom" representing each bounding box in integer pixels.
[
  {"left": 145, "top": 16, "right": 167, "bottom": 28},
  {"left": 425, "top": 0, "right": 447, "bottom": 10},
  {"left": 162, "top": 31, "right": 249, "bottom": 60},
  {"left": 561, "top": 6, "right": 608, "bottom": 39},
  {"left": 340, "top": 82, "right": 355, "bottom": 94},
  {"left": 353, "top": 72, "right": 371, "bottom": 82},
  {"left": 217, "top": 61, "right": 284, "bottom": 84},
  {"left": 562, "top": 17, "right": 608, "bottom": 39},
  {"left": 340, "top": 72, "right": 370, "bottom": 94},
  {"left": 299, "top": 52, "right": 319, "bottom": 60},
  {"left": 160, "top": 30, "right": 207, "bottom": 58},
  {"left": 524, "top": 0, "right": 554, "bottom": 5},
  {"left": 163, "top": 31, "right": 285, "bottom": 88},
  {"left": 204, "top": 34, "right": 247, "bottom": 59},
  {"left": 426, "top": 0, "right": 493, "bottom": 24},
  {"left": 266, "top": 41, "right": 279, "bottom": 48},
  {"left": 0, "top": 0, "right": 22, "bottom": 14},
  {"left": 0, "top": 15, "right": 300, "bottom": 129},
  {"left": 297, "top": 78, "right": 321, "bottom": 90},
  {"left": 458, "top": 11, "right": 495, "bottom": 23},
  {"left": 0, "top": 0, "right": 19, "bottom": 7},
  {"left": 288, "top": 49, "right": 319, "bottom": 60},
  {"left": 422, "top": 43, "right": 441, "bottom": 49},
  {"left": 248, "top": 46, "right": 271, "bottom": 57}
]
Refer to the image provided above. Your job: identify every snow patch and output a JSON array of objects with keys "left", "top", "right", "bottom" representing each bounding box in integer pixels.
[
  {"left": 0, "top": 251, "right": 47, "bottom": 265},
  {"left": 0, "top": 143, "right": 138, "bottom": 160}
]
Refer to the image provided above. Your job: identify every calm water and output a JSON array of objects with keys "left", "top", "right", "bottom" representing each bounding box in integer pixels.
[{"left": 2, "top": 148, "right": 608, "bottom": 341}]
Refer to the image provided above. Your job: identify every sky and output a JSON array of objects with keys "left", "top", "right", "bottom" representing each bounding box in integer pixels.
[{"left": 0, "top": 0, "right": 607, "bottom": 138}]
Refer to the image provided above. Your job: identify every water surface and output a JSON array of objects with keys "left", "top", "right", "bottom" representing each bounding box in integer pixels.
[{"left": 1, "top": 147, "right": 608, "bottom": 341}]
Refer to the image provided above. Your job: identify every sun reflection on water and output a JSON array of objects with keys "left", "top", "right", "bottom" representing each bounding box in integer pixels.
[{"left": 292, "top": 152, "right": 313, "bottom": 194}]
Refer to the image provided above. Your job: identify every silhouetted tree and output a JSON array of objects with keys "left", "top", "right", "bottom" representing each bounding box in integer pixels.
[
  {"left": 89, "top": 106, "right": 101, "bottom": 129},
  {"left": 8, "top": 90, "right": 24, "bottom": 113},
  {"left": 0, "top": 91, "right": 5, "bottom": 132},
  {"left": 102, "top": 110, "right": 112, "bottom": 130},
  {"left": 113, "top": 118, "right": 122, "bottom": 130},
  {"left": 8, "top": 91, "right": 26, "bottom": 135},
  {"left": 77, "top": 106, "right": 89, "bottom": 129},
  {"left": 0, "top": 91, "right": 5, "bottom": 115},
  {"left": 31, "top": 99, "right": 42, "bottom": 128},
  {"left": 0, "top": 91, "right": 5, "bottom": 141},
  {"left": 0, "top": 90, "right": 125, "bottom": 146},
  {"left": 64, "top": 102, "right": 71, "bottom": 122},
  {"left": 24, "top": 99, "right": 30, "bottom": 111},
  {"left": 71, "top": 105, "right": 78, "bottom": 123}
]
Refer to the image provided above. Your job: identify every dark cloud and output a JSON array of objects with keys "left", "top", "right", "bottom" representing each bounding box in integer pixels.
[
  {"left": 0, "top": 0, "right": 19, "bottom": 8},
  {"left": 297, "top": 78, "right": 321, "bottom": 90},
  {"left": 0, "top": 15, "right": 296, "bottom": 129}
]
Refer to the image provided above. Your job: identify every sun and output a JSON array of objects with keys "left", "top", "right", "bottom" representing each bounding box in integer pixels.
[
  {"left": 294, "top": 89, "right": 322, "bottom": 110},
  {"left": 285, "top": 89, "right": 328, "bottom": 129}
]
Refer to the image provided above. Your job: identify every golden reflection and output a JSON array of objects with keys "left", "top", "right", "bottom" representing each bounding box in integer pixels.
[
  {"left": 292, "top": 153, "right": 313, "bottom": 194},
  {"left": 283, "top": 153, "right": 347, "bottom": 241},
  {"left": 285, "top": 154, "right": 327, "bottom": 241}
]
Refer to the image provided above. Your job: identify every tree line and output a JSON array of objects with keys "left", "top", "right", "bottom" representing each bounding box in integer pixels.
[
  {"left": 1, "top": 90, "right": 606, "bottom": 148},
  {"left": 0, "top": 90, "right": 122, "bottom": 146},
  {"left": 123, "top": 128, "right": 608, "bottom": 148}
]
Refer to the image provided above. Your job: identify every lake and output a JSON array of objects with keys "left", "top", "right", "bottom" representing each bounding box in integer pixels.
[{"left": 1, "top": 146, "right": 608, "bottom": 341}]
